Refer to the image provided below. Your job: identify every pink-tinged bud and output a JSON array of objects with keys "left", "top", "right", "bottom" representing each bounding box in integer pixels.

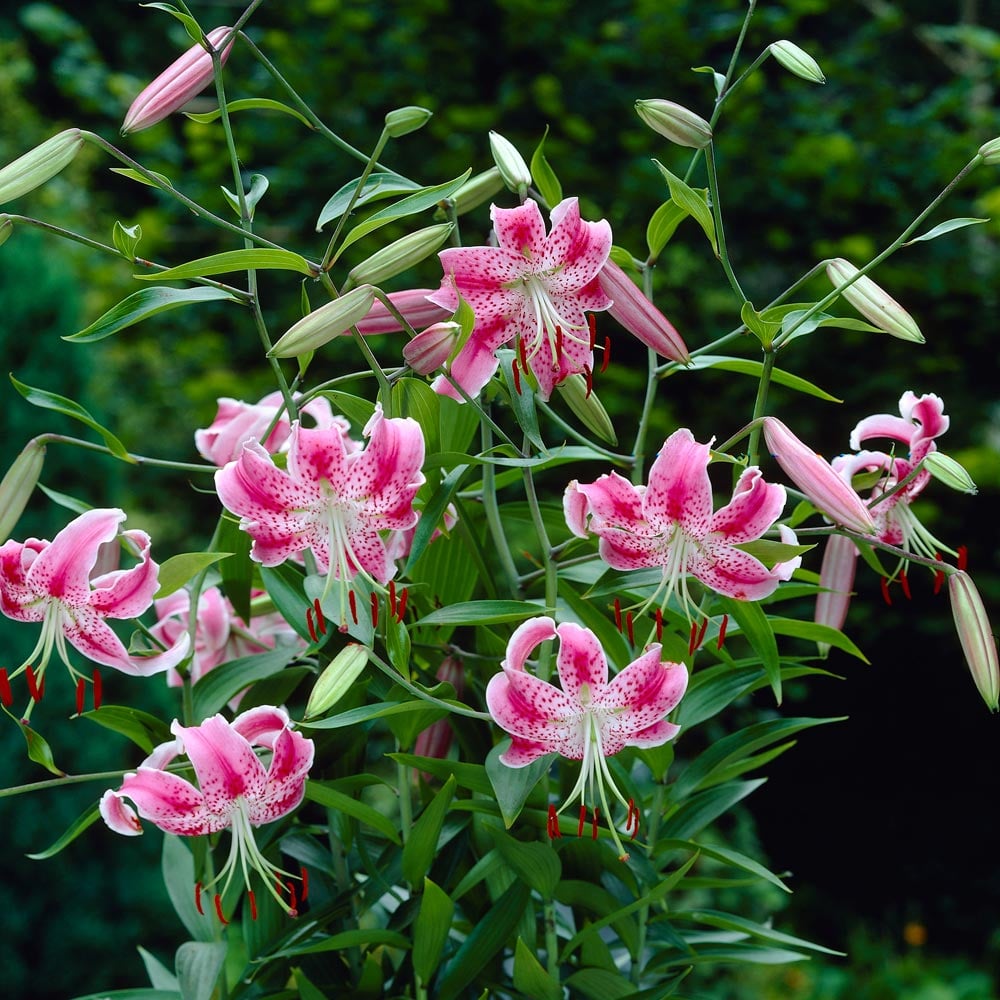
[
  {"left": 949, "top": 571, "right": 1000, "bottom": 712},
  {"left": 414, "top": 657, "right": 465, "bottom": 776},
  {"left": 762, "top": 416, "right": 877, "bottom": 535},
  {"left": 402, "top": 321, "right": 461, "bottom": 375},
  {"left": 814, "top": 533, "right": 859, "bottom": 655},
  {"left": 825, "top": 258, "right": 924, "bottom": 344},
  {"left": 355, "top": 288, "right": 452, "bottom": 336},
  {"left": 122, "top": 27, "right": 234, "bottom": 135},
  {"left": 598, "top": 260, "right": 690, "bottom": 363}
]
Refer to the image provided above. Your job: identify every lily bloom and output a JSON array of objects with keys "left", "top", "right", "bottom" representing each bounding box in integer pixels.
[
  {"left": 427, "top": 197, "right": 613, "bottom": 401},
  {"left": 564, "top": 428, "right": 789, "bottom": 613},
  {"left": 486, "top": 616, "right": 687, "bottom": 860},
  {"left": 0, "top": 508, "right": 190, "bottom": 700},
  {"left": 100, "top": 706, "right": 314, "bottom": 917},
  {"left": 215, "top": 405, "right": 425, "bottom": 628}
]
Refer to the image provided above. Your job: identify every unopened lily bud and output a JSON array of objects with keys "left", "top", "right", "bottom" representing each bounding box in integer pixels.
[
  {"left": 923, "top": 452, "right": 978, "bottom": 495},
  {"left": 977, "top": 137, "right": 1000, "bottom": 164},
  {"left": 826, "top": 258, "right": 924, "bottom": 344},
  {"left": 269, "top": 285, "right": 377, "bottom": 357},
  {"left": 489, "top": 131, "right": 532, "bottom": 195},
  {"left": 0, "top": 439, "right": 46, "bottom": 543},
  {"left": 769, "top": 40, "right": 826, "bottom": 84},
  {"left": 355, "top": 288, "right": 451, "bottom": 336},
  {"left": 948, "top": 570, "right": 1000, "bottom": 712},
  {"left": 557, "top": 374, "right": 617, "bottom": 445},
  {"left": 414, "top": 656, "right": 465, "bottom": 772},
  {"left": 385, "top": 105, "right": 433, "bottom": 138},
  {"left": 635, "top": 99, "right": 712, "bottom": 149},
  {"left": 403, "top": 321, "right": 461, "bottom": 375},
  {"left": 814, "top": 533, "right": 859, "bottom": 655},
  {"left": 762, "top": 416, "right": 876, "bottom": 535},
  {"left": 0, "top": 129, "right": 84, "bottom": 206},
  {"left": 305, "top": 643, "right": 370, "bottom": 719},
  {"left": 347, "top": 223, "right": 453, "bottom": 287},
  {"left": 598, "top": 259, "right": 690, "bottom": 363},
  {"left": 449, "top": 167, "right": 505, "bottom": 216},
  {"left": 0, "top": 215, "right": 12, "bottom": 247},
  {"left": 122, "top": 26, "right": 234, "bottom": 135}
]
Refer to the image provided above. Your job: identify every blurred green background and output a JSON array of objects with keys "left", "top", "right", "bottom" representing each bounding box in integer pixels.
[{"left": 1, "top": 0, "right": 999, "bottom": 996}]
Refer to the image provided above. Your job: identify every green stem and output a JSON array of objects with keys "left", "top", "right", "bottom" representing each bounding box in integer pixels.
[
  {"left": 480, "top": 412, "right": 522, "bottom": 597},
  {"left": 746, "top": 349, "right": 777, "bottom": 467},
  {"left": 704, "top": 143, "right": 746, "bottom": 302},
  {"left": 397, "top": 755, "right": 413, "bottom": 844},
  {"left": 33, "top": 433, "right": 218, "bottom": 472},
  {"left": 365, "top": 650, "right": 492, "bottom": 721},
  {"left": 633, "top": 266, "right": 663, "bottom": 481},
  {"left": 521, "top": 451, "right": 556, "bottom": 681},
  {"left": 544, "top": 898, "right": 560, "bottom": 980}
]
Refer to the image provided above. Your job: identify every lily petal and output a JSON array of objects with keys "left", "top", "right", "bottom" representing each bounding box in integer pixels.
[{"left": 554, "top": 621, "right": 609, "bottom": 701}]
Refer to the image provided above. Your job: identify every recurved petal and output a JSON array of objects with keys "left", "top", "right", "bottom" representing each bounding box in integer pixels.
[
  {"left": 174, "top": 715, "right": 268, "bottom": 811},
  {"left": 710, "top": 468, "right": 786, "bottom": 542},
  {"left": 498, "top": 735, "right": 556, "bottom": 767},
  {"left": 348, "top": 408, "right": 426, "bottom": 517},
  {"left": 691, "top": 543, "right": 785, "bottom": 601},
  {"left": 626, "top": 719, "right": 681, "bottom": 749},
  {"left": 431, "top": 313, "right": 507, "bottom": 400},
  {"left": 570, "top": 472, "right": 646, "bottom": 533},
  {"left": 231, "top": 704, "right": 293, "bottom": 747},
  {"left": 216, "top": 439, "right": 317, "bottom": 520},
  {"left": 502, "top": 616, "right": 557, "bottom": 672},
  {"left": 491, "top": 200, "right": 548, "bottom": 258},
  {"left": 596, "top": 530, "right": 666, "bottom": 571},
  {"left": 541, "top": 198, "right": 613, "bottom": 290},
  {"left": 89, "top": 528, "right": 159, "bottom": 619},
  {"left": 601, "top": 646, "right": 687, "bottom": 736},
  {"left": 63, "top": 606, "right": 191, "bottom": 675},
  {"left": 250, "top": 724, "right": 314, "bottom": 825},
  {"left": 554, "top": 621, "right": 609, "bottom": 701},
  {"left": 644, "top": 429, "right": 713, "bottom": 535},
  {"left": 116, "top": 767, "right": 222, "bottom": 835},
  {"left": 99, "top": 788, "right": 144, "bottom": 836},
  {"left": 485, "top": 671, "right": 584, "bottom": 756},
  {"left": 900, "top": 391, "right": 949, "bottom": 447}
]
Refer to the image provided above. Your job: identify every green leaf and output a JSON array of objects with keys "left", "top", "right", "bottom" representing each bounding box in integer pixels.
[
  {"left": 153, "top": 551, "right": 231, "bottom": 599},
  {"left": 17, "top": 718, "right": 63, "bottom": 775},
  {"left": 718, "top": 596, "right": 781, "bottom": 701},
  {"left": 658, "top": 837, "right": 791, "bottom": 892},
  {"left": 184, "top": 97, "right": 314, "bottom": 129},
  {"left": 215, "top": 513, "right": 252, "bottom": 623},
  {"left": 402, "top": 775, "right": 456, "bottom": 885},
  {"left": 651, "top": 160, "right": 718, "bottom": 254},
  {"left": 139, "top": 2, "right": 203, "bottom": 42},
  {"left": 259, "top": 563, "right": 313, "bottom": 642},
  {"left": 486, "top": 742, "right": 552, "bottom": 829},
  {"left": 492, "top": 827, "right": 561, "bottom": 898},
  {"left": 175, "top": 941, "right": 226, "bottom": 1000},
  {"left": 110, "top": 166, "right": 173, "bottom": 189},
  {"left": 404, "top": 464, "right": 468, "bottom": 574},
  {"left": 740, "top": 301, "right": 782, "bottom": 348},
  {"left": 26, "top": 803, "right": 101, "bottom": 860},
  {"left": 192, "top": 646, "right": 304, "bottom": 720},
  {"left": 10, "top": 375, "right": 133, "bottom": 462},
  {"left": 660, "top": 779, "right": 766, "bottom": 840},
  {"left": 70, "top": 991, "right": 181, "bottom": 1000},
  {"left": 903, "top": 216, "right": 989, "bottom": 245},
  {"left": 315, "top": 172, "right": 424, "bottom": 231},
  {"left": 514, "top": 938, "right": 561, "bottom": 1000},
  {"left": 81, "top": 704, "right": 173, "bottom": 753},
  {"left": 62, "top": 284, "right": 242, "bottom": 344},
  {"left": 304, "top": 781, "right": 401, "bottom": 843},
  {"left": 391, "top": 753, "right": 492, "bottom": 795},
  {"left": 682, "top": 355, "right": 841, "bottom": 402},
  {"left": 646, "top": 199, "right": 688, "bottom": 260},
  {"left": 687, "top": 908, "right": 845, "bottom": 955},
  {"left": 530, "top": 126, "right": 562, "bottom": 209},
  {"left": 563, "top": 968, "right": 636, "bottom": 1000},
  {"left": 162, "top": 835, "right": 215, "bottom": 942},
  {"left": 498, "top": 348, "right": 545, "bottom": 450},
  {"left": 415, "top": 600, "right": 549, "bottom": 627},
  {"left": 134, "top": 249, "right": 315, "bottom": 281},
  {"left": 769, "top": 616, "right": 869, "bottom": 661},
  {"left": 113, "top": 220, "right": 142, "bottom": 261},
  {"left": 413, "top": 878, "right": 455, "bottom": 984},
  {"left": 269, "top": 928, "right": 411, "bottom": 958},
  {"left": 138, "top": 946, "right": 178, "bottom": 991},
  {"left": 301, "top": 699, "right": 452, "bottom": 731}
]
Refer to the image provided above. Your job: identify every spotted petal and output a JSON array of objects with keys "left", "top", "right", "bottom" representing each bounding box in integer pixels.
[
  {"left": 554, "top": 621, "right": 609, "bottom": 701},
  {"left": 644, "top": 429, "right": 714, "bottom": 535}
]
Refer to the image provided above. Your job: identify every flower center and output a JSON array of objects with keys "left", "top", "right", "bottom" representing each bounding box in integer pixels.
[{"left": 520, "top": 274, "right": 589, "bottom": 370}]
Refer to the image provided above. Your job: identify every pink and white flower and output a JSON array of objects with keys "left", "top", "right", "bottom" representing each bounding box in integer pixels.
[
  {"left": 100, "top": 705, "right": 314, "bottom": 917},
  {"left": 486, "top": 616, "right": 687, "bottom": 860},
  {"left": 565, "top": 428, "right": 790, "bottom": 612},
  {"left": 0, "top": 508, "right": 190, "bottom": 696},
  {"left": 427, "top": 197, "right": 613, "bottom": 401}
]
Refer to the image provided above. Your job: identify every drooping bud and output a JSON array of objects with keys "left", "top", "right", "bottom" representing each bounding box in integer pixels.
[
  {"left": 304, "top": 643, "right": 370, "bottom": 719},
  {"left": 414, "top": 656, "right": 465, "bottom": 775},
  {"left": 598, "top": 259, "right": 690, "bottom": 363},
  {"left": 347, "top": 223, "right": 453, "bottom": 287},
  {"left": 384, "top": 105, "right": 433, "bottom": 138},
  {"left": 814, "top": 533, "right": 859, "bottom": 656},
  {"left": 922, "top": 452, "right": 978, "bottom": 495},
  {"left": 557, "top": 374, "right": 617, "bottom": 445},
  {"left": 948, "top": 570, "right": 1000, "bottom": 712},
  {"left": 449, "top": 167, "right": 506, "bottom": 216},
  {"left": 769, "top": 40, "right": 826, "bottom": 84},
  {"left": 269, "top": 285, "right": 376, "bottom": 357},
  {"left": 0, "top": 439, "right": 46, "bottom": 543},
  {"left": 762, "top": 416, "right": 877, "bottom": 535},
  {"left": 402, "top": 321, "right": 461, "bottom": 375},
  {"left": 354, "top": 288, "right": 451, "bottom": 336},
  {"left": 0, "top": 129, "right": 85, "bottom": 206},
  {"left": 826, "top": 258, "right": 924, "bottom": 344},
  {"left": 121, "top": 26, "right": 234, "bottom": 135},
  {"left": 635, "top": 99, "right": 712, "bottom": 149},
  {"left": 977, "top": 137, "right": 1000, "bottom": 164},
  {"left": 489, "top": 131, "right": 532, "bottom": 196}
]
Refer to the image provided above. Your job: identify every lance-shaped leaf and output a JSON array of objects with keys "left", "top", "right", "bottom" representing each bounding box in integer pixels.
[{"left": 134, "top": 248, "right": 316, "bottom": 281}]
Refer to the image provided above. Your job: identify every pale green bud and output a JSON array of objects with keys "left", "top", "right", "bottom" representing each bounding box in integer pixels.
[
  {"left": 489, "top": 131, "right": 532, "bottom": 195},
  {"left": 557, "top": 374, "right": 617, "bottom": 445},
  {"left": 769, "top": 40, "right": 826, "bottom": 84},
  {"left": 384, "top": 105, "right": 433, "bottom": 138},
  {"left": 635, "top": 99, "right": 712, "bottom": 149},
  {"left": 449, "top": 167, "right": 505, "bottom": 216},
  {"left": 977, "top": 137, "right": 1000, "bottom": 164},
  {"left": 347, "top": 223, "right": 453, "bottom": 287},
  {"left": 923, "top": 451, "right": 978, "bottom": 495},
  {"left": 826, "top": 258, "right": 925, "bottom": 343},
  {"left": 305, "top": 643, "right": 370, "bottom": 719},
  {"left": 0, "top": 439, "right": 46, "bottom": 543},
  {"left": 269, "top": 285, "right": 376, "bottom": 357},
  {"left": 0, "top": 129, "right": 84, "bottom": 206},
  {"left": 949, "top": 570, "right": 1000, "bottom": 712}
]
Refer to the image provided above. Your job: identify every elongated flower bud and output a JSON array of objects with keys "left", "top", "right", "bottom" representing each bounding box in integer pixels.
[
  {"left": 414, "top": 656, "right": 465, "bottom": 774},
  {"left": 557, "top": 374, "right": 617, "bottom": 445},
  {"left": 122, "top": 26, "right": 234, "bottom": 135},
  {"left": 978, "top": 137, "right": 1000, "bottom": 164},
  {"left": 384, "top": 105, "right": 433, "bottom": 138},
  {"left": 489, "top": 131, "right": 532, "bottom": 195},
  {"left": 814, "top": 533, "right": 859, "bottom": 655},
  {"left": 347, "top": 223, "right": 453, "bottom": 287},
  {"left": 922, "top": 451, "right": 978, "bottom": 495},
  {"left": 449, "top": 167, "right": 505, "bottom": 216},
  {"left": 0, "top": 439, "right": 46, "bottom": 543},
  {"left": 269, "top": 285, "right": 376, "bottom": 357},
  {"left": 0, "top": 215, "right": 12, "bottom": 247},
  {"left": 0, "top": 129, "right": 84, "bottom": 206},
  {"left": 769, "top": 40, "right": 826, "bottom": 84},
  {"left": 826, "top": 258, "right": 924, "bottom": 344},
  {"left": 762, "top": 416, "right": 876, "bottom": 535},
  {"left": 949, "top": 570, "right": 1000, "bottom": 712},
  {"left": 598, "top": 259, "right": 690, "bottom": 363},
  {"left": 403, "top": 321, "right": 461, "bottom": 375},
  {"left": 305, "top": 643, "right": 370, "bottom": 719},
  {"left": 635, "top": 99, "right": 712, "bottom": 149},
  {"left": 355, "top": 288, "right": 451, "bottom": 336}
]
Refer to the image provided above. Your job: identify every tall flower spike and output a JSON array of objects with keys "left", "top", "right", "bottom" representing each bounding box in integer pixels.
[
  {"left": 100, "top": 706, "right": 315, "bottom": 915},
  {"left": 564, "top": 428, "right": 789, "bottom": 615},
  {"left": 486, "top": 617, "right": 687, "bottom": 859},
  {"left": 215, "top": 405, "right": 425, "bottom": 629},
  {"left": 427, "top": 197, "right": 613, "bottom": 401},
  {"left": 0, "top": 508, "right": 190, "bottom": 701}
]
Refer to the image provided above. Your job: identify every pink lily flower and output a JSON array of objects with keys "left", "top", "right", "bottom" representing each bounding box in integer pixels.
[
  {"left": 195, "top": 391, "right": 352, "bottom": 468},
  {"left": 0, "top": 508, "right": 190, "bottom": 697},
  {"left": 486, "top": 616, "right": 687, "bottom": 860},
  {"left": 215, "top": 404, "right": 425, "bottom": 628},
  {"left": 564, "top": 428, "right": 789, "bottom": 613},
  {"left": 427, "top": 197, "right": 613, "bottom": 401},
  {"left": 100, "top": 705, "right": 314, "bottom": 918}
]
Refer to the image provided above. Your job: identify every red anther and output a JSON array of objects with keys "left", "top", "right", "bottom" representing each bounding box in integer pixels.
[
  {"left": 655, "top": 607, "right": 663, "bottom": 641},
  {"left": 626, "top": 611, "right": 634, "bottom": 645},
  {"left": 214, "top": 894, "right": 228, "bottom": 924},
  {"left": 958, "top": 545, "right": 968, "bottom": 570},
  {"left": 899, "top": 570, "right": 912, "bottom": 600},
  {"left": 626, "top": 798, "right": 640, "bottom": 837},
  {"left": 286, "top": 880, "right": 298, "bottom": 912},
  {"left": 933, "top": 553, "right": 945, "bottom": 595},
  {"left": 591, "top": 807, "right": 600, "bottom": 840},
  {"left": 75, "top": 677, "right": 86, "bottom": 716},
  {"left": 584, "top": 364, "right": 593, "bottom": 398},
  {"left": 92, "top": 669, "right": 102, "bottom": 710},
  {"left": 717, "top": 614, "right": 729, "bottom": 650},
  {"left": 613, "top": 597, "right": 623, "bottom": 632},
  {"left": 880, "top": 577, "right": 892, "bottom": 605},
  {"left": 600, "top": 336, "right": 611, "bottom": 374},
  {"left": 370, "top": 592, "right": 379, "bottom": 628},
  {"left": 512, "top": 358, "right": 522, "bottom": 395},
  {"left": 555, "top": 325, "right": 564, "bottom": 357},
  {"left": 588, "top": 313, "right": 597, "bottom": 351},
  {"left": 25, "top": 665, "right": 40, "bottom": 703},
  {"left": 306, "top": 608, "right": 318, "bottom": 643},
  {"left": 697, "top": 617, "right": 709, "bottom": 647},
  {"left": 194, "top": 882, "right": 204, "bottom": 916},
  {"left": 518, "top": 334, "right": 528, "bottom": 371},
  {"left": 248, "top": 890, "right": 258, "bottom": 921},
  {"left": 389, "top": 580, "right": 397, "bottom": 617},
  {"left": 300, "top": 866, "right": 310, "bottom": 901},
  {"left": 348, "top": 589, "right": 358, "bottom": 624},
  {"left": 578, "top": 804, "right": 587, "bottom": 837},
  {"left": 0, "top": 669, "right": 12, "bottom": 708},
  {"left": 547, "top": 804, "right": 562, "bottom": 839},
  {"left": 688, "top": 621, "right": 698, "bottom": 655},
  {"left": 395, "top": 587, "right": 409, "bottom": 622},
  {"left": 313, "top": 598, "right": 327, "bottom": 635}
]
